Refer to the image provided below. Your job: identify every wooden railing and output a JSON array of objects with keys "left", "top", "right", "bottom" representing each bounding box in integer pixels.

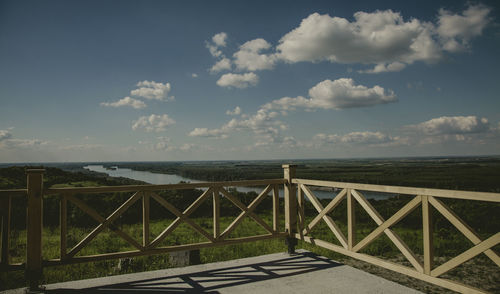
[
  {"left": 1, "top": 165, "right": 499, "bottom": 293},
  {"left": 291, "top": 176, "right": 500, "bottom": 294}
]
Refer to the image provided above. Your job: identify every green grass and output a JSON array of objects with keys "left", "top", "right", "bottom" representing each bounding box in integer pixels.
[{"left": 0, "top": 214, "right": 287, "bottom": 290}]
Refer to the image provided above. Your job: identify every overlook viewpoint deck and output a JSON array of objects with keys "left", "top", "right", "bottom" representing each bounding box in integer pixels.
[
  {"left": 3, "top": 250, "right": 422, "bottom": 294},
  {"left": 1, "top": 165, "right": 499, "bottom": 293}
]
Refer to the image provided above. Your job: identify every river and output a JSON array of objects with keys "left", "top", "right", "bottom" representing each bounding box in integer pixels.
[{"left": 83, "top": 165, "right": 393, "bottom": 200}]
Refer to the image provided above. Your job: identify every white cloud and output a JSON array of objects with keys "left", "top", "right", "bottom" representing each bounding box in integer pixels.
[
  {"left": 210, "top": 57, "right": 232, "bottom": 73},
  {"left": 359, "top": 62, "right": 406, "bottom": 74},
  {"left": 154, "top": 136, "right": 173, "bottom": 151},
  {"left": 58, "top": 144, "right": 104, "bottom": 151},
  {"left": 1, "top": 138, "right": 49, "bottom": 149},
  {"left": 100, "top": 97, "right": 146, "bottom": 109},
  {"left": 189, "top": 108, "right": 285, "bottom": 142},
  {"left": 263, "top": 78, "right": 396, "bottom": 111},
  {"left": 212, "top": 32, "right": 228, "bottom": 48},
  {"left": 314, "top": 131, "right": 407, "bottom": 146},
  {"left": 193, "top": 78, "right": 395, "bottom": 143},
  {"left": 276, "top": 11, "right": 442, "bottom": 67},
  {"left": 132, "top": 114, "right": 176, "bottom": 132},
  {"left": 226, "top": 106, "right": 242, "bottom": 116},
  {"left": 189, "top": 128, "right": 228, "bottom": 139},
  {"left": 233, "top": 38, "right": 277, "bottom": 71},
  {"left": 0, "top": 129, "right": 12, "bottom": 142},
  {"left": 412, "top": 116, "right": 490, "bottom": 135},
  {"left": 179, "top": 143, "right": 195, "bottom": 151},
  {"left": 437, "top": 5, "right": 491, "bottom": 52},
  {"left": 207, "top": 32, "right": 228, "bottom": 58},
  {"left": 191, "top": 73, "right": 198, "bottom": 78},
  {"left": 130, "top": 81, "right": 174, "bottom": 101},
  {"left": 212, "top": 5, "right": 490, "bottom": 74},
  {"left": 216, "top": 73, "right": 259, "bottom": 89}
]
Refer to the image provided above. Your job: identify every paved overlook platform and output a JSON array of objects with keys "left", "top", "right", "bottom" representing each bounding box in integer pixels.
[{"left": 4, "top": 250, "right": 422, "bottom": 294}]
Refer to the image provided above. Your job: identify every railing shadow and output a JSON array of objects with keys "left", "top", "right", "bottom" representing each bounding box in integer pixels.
[{"left": 46, "top": 251, "right": 342, "bottom": 293}]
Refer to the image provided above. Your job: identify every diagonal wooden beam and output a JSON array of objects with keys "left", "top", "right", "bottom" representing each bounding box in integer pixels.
[
  {"left": 149, "top": 188, "right": 213, "bottom": 248},
  {"left": 219, "top": 185, "right": 273, "bottom": 239},
  {"left": 301, "top": 184, "right": 348, "bottom": 249},
  {"left": 150, "top": 192, "right": 215, "bottom": 243},
  {"left": 431, "top": 232, "right": 500, "bottom": 277},
  {"left": 302, "top": 188, "right": 347, "bottom": 236},
  {"left": 352, "top": 196, "right": 421, "bottom": 252},
  {"left": 351, "top": 189, "right": 423, "bottom": 273},
  {"left": 66, "top": 192, "right": 143, "bottom": 258},
  {"left": 429, "top": 196, "right": 500, "bottom": 267}
]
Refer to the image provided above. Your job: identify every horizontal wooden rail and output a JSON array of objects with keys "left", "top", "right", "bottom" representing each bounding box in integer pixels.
[
  {"left": 293, "top": 178, "right": 500, "bottom": 202},
  {"left": 0, "top": 189, "right": 27, "bottom": 197},
  {"left": 44, "top": 233, "right": 287, "bottom": 266},
  {"left": 295, "top": 179, "right": 500, "bottom": 294},
  {"left": 45, "top": 179, "right": 286, "bottom": 195}
]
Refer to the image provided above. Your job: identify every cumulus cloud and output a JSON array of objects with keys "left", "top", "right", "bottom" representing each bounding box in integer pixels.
[
  {"left": 189, "top": 108, "right": 285, "bottom": 142},
  {"left": 263, "top": 78, "right": 396, "bottom": 111},
  {"left": 207, "top": 32, "right": 233, "bottom": 74},
  {"left": 359, "top": 62, "right": 406, "bottom": 74},
  {"left": 1, "top": 138, "right": 49, "bottom": 148},
  {"left": 191, "top": 73, "right": 198, "bottom": 78},
  {"left": 314, "top": 131, "right": 407, "bottom": 146},
  {"left": 210, "top": 57, "right": 232, "bottom": 73},
  {"left": 0, "top": 129, "right": 12, "bottom": 142},
  {"left": 193, "top": 78, "right": 395, "bottom": 143},
  {"left": 100, "top": 97, "right": 146, "bottom": 109},
  {"left": 154, "top": 136, "right": 173, "bottom": 151},
  {"left": 226, "top": 106, "right": 242, "bottom": 116},
  {"left": 216, "top": 73, "right": 259, "bottom": 88},
  {"left": 437, "top": 5, "right": 491, "bottom": 52},
  {"left": 132, "top": 114, "right": 176, "bottom": 132},
  {"left": 130, "top": 81, "right": 174, "bottom": 101},
  {"left": 412, "top": 116, "right": 490, "bottom": 135},
  {"left": 276, "top": 11, "right": 442, "bottom": 68},
  {"left": 212, "top": 32, "right": 228, "bottom": 48},
  {"left": 58, "top": 144, "right": 103, "bottom": 151},
  {"left": 233, "top": 38, "right": 277, "bottom": 71},
  {"left": 213, "top": 5, "right": 490, "bottom": 74},
  {"left": 189, "top": 128, "right": 228, "bottom": 139}
]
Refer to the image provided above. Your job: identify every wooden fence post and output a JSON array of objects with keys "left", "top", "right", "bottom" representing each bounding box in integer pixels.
[
  {"left": 283, "top": 164, "right": 297, "bottom": 254},
  {"left": 1, "top": 195, "right": 11, "bottom": 266},
  {"left": 26, "top": 169, "right": 44, "bottom": 291}
]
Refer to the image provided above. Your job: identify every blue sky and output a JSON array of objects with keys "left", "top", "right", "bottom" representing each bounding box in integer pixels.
[{"left": 1, "top": 0, "right": 499, "bottom": 162}]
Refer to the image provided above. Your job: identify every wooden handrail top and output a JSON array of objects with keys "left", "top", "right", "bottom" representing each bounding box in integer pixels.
[
  {"left": 293, "top": 178, "right": 500, "bottom": 202},
  {"left": 44, "top": 178, "right": 287, "bottom": 195},
  {"left": 0, "top": 189, "right": 27, "bottom": 197}
]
